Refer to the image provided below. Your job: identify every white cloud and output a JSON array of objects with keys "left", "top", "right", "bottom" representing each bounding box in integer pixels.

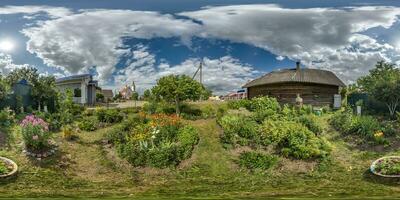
[
  {"left": 180, "top": 5, "right": 400, "bottom": 83},
  {"left": 22, "top": 9, "right": 201, "bottom": 83},
  {"left": 0, "top": 53, "right": 30, "bottom": 74},
  {"left": 0, "top": 5, "right": 72, "bottom": 18},
  {"left": 11, "top": 4, "right": 400, "bottom": 93},
  {"left": 114, "top": 45, "right": 258, "bottom": 94}
]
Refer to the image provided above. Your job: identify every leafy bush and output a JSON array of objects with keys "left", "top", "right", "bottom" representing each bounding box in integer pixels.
[
  {"left": 78, "top": 116, "right": 99, "bottom": 131},
  {"left": 114, "top": 113, "right": 199, "bottom": 168},
  {"left": 218, "top": 114, "right": 259, "bottom": 145},
  {"left": 348, "top": 116, "right": 381, "bottom": 139},
  {"left": 330, "top": 110, "right": 353, "bottom": 133},
  {"left": 247, "top": 96, "right": 281, "bottom": 112},
  {"left": 227, "top": 99, "right": 251, "bottom": 110},
  {"left": 262, "top": 120, "right": 330, "bottom": 159},
  {"left": 20, "top": 115, "right": 52, "bottom": 152},
  {"left": 61, "top": 124, "right": 76, "bottom": 140},
  {"left": 0, "top": 108, "right": 14, "bottom": 127},
  {"left": 96, "top": 108, "right": 124, "bottom": 123},
  {"left": 238, "top": 151, "right": 278, "bottom": 170},
  {"left": 177, "top": 125, "right": 199, "bottom": 159},
  {"left": 297, "top": 115, "right": 323, "bottom": 134}
]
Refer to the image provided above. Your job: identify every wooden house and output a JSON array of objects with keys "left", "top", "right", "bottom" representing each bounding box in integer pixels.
[{"left": 243, "top": 62, "right": 345, "bottom": 107}]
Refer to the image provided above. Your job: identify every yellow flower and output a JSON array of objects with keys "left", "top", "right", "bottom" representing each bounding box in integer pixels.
[{"left": 374, "top": 131, "right": 384, "bottom": 138}]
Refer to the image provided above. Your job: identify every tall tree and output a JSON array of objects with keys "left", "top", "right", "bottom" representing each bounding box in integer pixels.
[
  {"left": 357, "top": 61, "right": 400, "bottom": 117},
  {"left": 152, "top": 75, "right": 205, "bottom": 114},
  {"left": 0, "top": 74, "right": 10, "bottom": 101}
]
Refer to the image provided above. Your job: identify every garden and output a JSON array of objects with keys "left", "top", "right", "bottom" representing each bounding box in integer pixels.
[{"left": 1, "top": 64, "right": 400, "bottom": 199}]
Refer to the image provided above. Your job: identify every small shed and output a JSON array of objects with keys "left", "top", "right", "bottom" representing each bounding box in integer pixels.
[{"left": 243, "top": 62, "right": 346, "bottom": 107}]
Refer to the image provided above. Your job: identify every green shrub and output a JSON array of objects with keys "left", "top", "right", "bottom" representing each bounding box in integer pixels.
[
  {"left": 0, "top": 108, "right": 14, "bottom": 127},
  {"left": 218, "top": 114, "right": 259, "bottom": 145},
  {"left": 200, "top": 105, "right": 217, "bottom": 118},
  {"left": 297, "top": 115, "right": 323, "bottom": 134},
  {"left": 78, "top": 116, "right": 98, "bottom": 131},
  {"left": 177, "top": 126, "right": 199, "bottom": 159},
  {"left": 147, "top": 142, "right": 179, "bottom": 168},
  {"left": 143, "top": 101, "right": 159, "bottom": 114},
  {"left": 247, "top": 96, "right": 281, "bottom": 112},
  {"left": 227, "top": 99, "right": 251, "bottom": 110},
  {"left": 96, "top": 108, "right": 124, "bottom": 123},
  {"left": 238, "top": 151, "right": 278, "bottom": 170},
  {"left": 330, "top": 110, "right": 353, "bottom": 133},
  {"left": 262, "top": 119, "right": 330, "bottom": 159},
  {"left": 114, "top": 113, "right": 198, "bottom": 168},
  {"left": 348, "top": 116, "right": 381, "bottom": 139}
]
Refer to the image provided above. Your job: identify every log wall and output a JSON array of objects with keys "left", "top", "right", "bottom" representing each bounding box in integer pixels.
[{"left": 247, "top": 82, "right": 339, "bottom": 106}]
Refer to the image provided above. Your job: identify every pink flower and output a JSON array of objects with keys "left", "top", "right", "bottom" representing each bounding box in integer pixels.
[{"left": 32, "top": 135, "right": 39, "bottom": 140}]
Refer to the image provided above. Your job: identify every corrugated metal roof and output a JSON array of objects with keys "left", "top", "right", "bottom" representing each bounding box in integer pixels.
[{"left": 243, "top": 68, "right": 346, "bottom": 88}]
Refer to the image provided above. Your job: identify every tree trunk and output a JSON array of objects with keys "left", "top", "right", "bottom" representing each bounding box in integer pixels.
[
  {"left": 175, "top": 98, "right": 180, "bottom": 116},
  {"left": 387, "top": 101, "right": 398, "bottom": 118}
]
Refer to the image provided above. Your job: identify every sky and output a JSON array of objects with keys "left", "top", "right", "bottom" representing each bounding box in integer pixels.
[{"left": 0, "top": 0, "right": 400, "bottom": 94}]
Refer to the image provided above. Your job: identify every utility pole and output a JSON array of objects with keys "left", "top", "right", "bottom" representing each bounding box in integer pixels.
[{"left": 132, "top": 81, "right": 137, "bottom": 108}]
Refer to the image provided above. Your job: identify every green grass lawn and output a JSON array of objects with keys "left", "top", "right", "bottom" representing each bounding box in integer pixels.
[{"left": 0, "top": 114, "right": 400, "bottom": 199}]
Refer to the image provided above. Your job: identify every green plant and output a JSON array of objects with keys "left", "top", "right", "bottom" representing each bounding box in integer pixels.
[
  {"left": 218, "top": 114, "right": 259, "bottom": 145},
  {"left": 0, "top": 161, "right": 10, "bottom": 175},
  {"left": 262, "top": 119, "right": 330, "bottom": 159},
  {"left": 374, "top": 157, "right": 400, "bottom": 175},
  {"left": 246, "top": 96, "right": 281, "bottom": 112},
  {"left": 177, "top": 125, "right": 199, "bottom": 159},
  {"left": 96, "top": 108, "right": 124, "bottom": 123},
  {"left": 238, "top": 151, "right": 278, "bottom": 170},
  {"left": 0, "top": 107, "right": 15, "bottom": 127},
  {"left": 78, "top": 116, "right": 99, "bottom": 131},
  {"left": 227, "top": 99, "right": 251, "bottom": 110},
  {"left": 297, "top": 115, "right": 323, "bottom": 134},
  {"left": 20, "top": 115, "right": 52, "bottom": 152}
]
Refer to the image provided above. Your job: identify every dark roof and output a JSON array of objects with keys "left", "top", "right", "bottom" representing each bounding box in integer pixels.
[
  {"left": 56, "top": 74, "right": 92, "bottom": 83},
  {"left": 243, "top": 68, "right": 346, "bottom": 88},
  {"left": 17, "top": 79, "right": 29, "bottom": 85}
]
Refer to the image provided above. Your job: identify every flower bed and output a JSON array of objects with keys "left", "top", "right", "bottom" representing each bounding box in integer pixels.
[
  {"left": 0, "top": 157, "right": 18, "bottom": 178},
  {"left": 370, "top": 156, "right": 400, "bottom": 177},
  {"left": 19, "top": 115, "right": 56, "bottom": 160}
]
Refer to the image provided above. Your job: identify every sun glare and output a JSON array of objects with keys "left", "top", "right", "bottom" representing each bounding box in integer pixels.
[{"left": 0, "top": 39, "right": 15, "bottom": 52}]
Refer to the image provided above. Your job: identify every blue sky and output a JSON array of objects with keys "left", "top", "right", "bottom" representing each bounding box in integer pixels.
[{"left": 0, "top": 1, "right": 400, "bottom": 94}]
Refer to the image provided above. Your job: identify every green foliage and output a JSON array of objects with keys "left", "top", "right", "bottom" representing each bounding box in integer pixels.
[
  {"left": 113, "top": 113, "right": 199, "bottom": 168},
  {"left": 20, "top": 115, "right": 53, "bottom": 152},
  {"left": 0, "top": 161, "right": 10, "bottom": 175},
  {"left": 96, "top": 108, "right": 124, "bottom": 123},
  {"left": 297, "top": 115, "right": 323, "bottom": 134},
  {"left": 151, "top": 74, "right": 206, "bottom": 114},
  {"left": 330, "top": 110, "right": 353, "bottom": 133},
  {"left": 374, "top": 157, "right": 400, "bottom": 176},
  {"left": 238, "top": 151, "right": 278, "bottom": 170},
  {"left": 227, "top": 99, "right": 251, "bottom": 110},
  {"left": 330, "top": 110, "right": 390, "bottom": 144},
  {"left": 73, "top": 88, "right": 81, "bottom": 97},
  {"left": 0, "top": 75, "right": 10, "bottom": 101},
  {"left": 247, "top": 96, "right": 281, "bottom": 112},
  {"left": 131, "top": 91, "right": 139, "bottom": 101},
  {"left": 0, "top": 108, "right": 15, "bottom": 127},
  {"left": 96, "top": 93, "right": 104, "bottom": 102},
  {"left": 142, "top": 89, "right": 153, "bottom": 101},
  {"left": 218, "top": 114, "right": 259, "bottom": 145},
  {"left": 348, "top": 116, "right": 381, "bottom": 139},
  {"left": 262, "top": 120, "right": 330, "bottom": 159},
  {"left": 177, "top": 125, "right": 199, "bottom": 159},
  {"left": 227, "top": 97, "right": 281, "bottom": 113},
  {"left": 357, "top": 61, "right": 400, "bottom": 117},
  {"left": 78, "top": 116, "right": 99, "bottom": 131}
]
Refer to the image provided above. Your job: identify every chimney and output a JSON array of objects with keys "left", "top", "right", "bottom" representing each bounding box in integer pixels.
[{"left": 296, "top": 61, "right": 300, "bottom": 71}]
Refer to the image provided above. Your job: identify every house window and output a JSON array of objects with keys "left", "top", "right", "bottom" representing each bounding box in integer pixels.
[{"left": 74, "top": 88, "right": 82, "bottom": 97}]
